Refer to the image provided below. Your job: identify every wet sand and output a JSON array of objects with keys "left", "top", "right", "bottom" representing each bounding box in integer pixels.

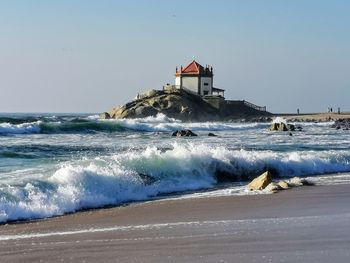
[{"left": 1, "top": 184, "right": 350, "bottom": 262}]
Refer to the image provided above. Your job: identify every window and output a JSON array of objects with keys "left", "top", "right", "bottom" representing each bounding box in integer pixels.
[
  {"left": 203, "top": 91, "right": 209, "bottom": 95},
  {"left": 204, "top": 83, "right": 209, "bottom": 86}
]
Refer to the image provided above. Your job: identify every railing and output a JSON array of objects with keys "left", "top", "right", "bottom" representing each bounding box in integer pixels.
[
  {"left": 226, "top": 100, "right": 266, "bottom": 112},
  {"left": 243, "top": 100, "right": 266, "bottom": 112}
]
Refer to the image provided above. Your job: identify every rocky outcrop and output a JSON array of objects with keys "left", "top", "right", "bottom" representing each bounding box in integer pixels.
[
  {"left": 247, "top": 171, "right": 312, "bottom": 192},
  {"left": 331, "top": 119, "right": 350, "bottom": 130},
  {"left": 269, "top": 122, "right": 296, "bottom": 131},
  {"left": 248, "top": 171, "right": 272, "bottom": 190},
  {"left": 172, "top": 130, "right": 198, "bottom": 137},
  {"left": 103, "top": 89, "right": 219, "bottom": 121},
  {"left": 102, "top": 89, "right": 270, "bottom": 121}
]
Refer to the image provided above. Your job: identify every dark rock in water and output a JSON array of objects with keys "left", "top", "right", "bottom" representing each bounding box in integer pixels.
[
  {"left": 332, "top": 119, "right": 350, "bottom": 130},
  {"left": 172, "top": 129, "right": 198, "bottom": 137},
  {"left": 270, "top": 122, "right": 300, "bottom": 132},
  {"left": 287, "top": 124, "right": 295, "bottom": 131},
  {"left": 296, "top": 125, "right": 303, "bottom": 131},
  {"left": 279, "top": 123, "right": 288, "bottom": 131},
  {"left": 269, "top": 123, "right": 278, "bottom": 131},
  {"left": 208, "top": 133, "right": 217, "bottom": 137},
  {"left": 138, "top": 173, "right": 157, "bottom": 185},
  {"left": 270, "top": 122, "right": 288, "bottom": 131}
]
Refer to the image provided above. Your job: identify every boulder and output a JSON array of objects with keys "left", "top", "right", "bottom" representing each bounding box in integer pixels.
[
  {"left": 287, "top": 124, "right": 295, "bottom": 131},
  {"left": 270, "top": 122, "right": 298, "bottom": 132},
  {"left": 269, "top": 122, "right": 288, "bottom": 131},
  {"left": 264, "top": 182, "right": 282, "bottom": 193},
  {"left": 331, "top": 119, "right": 350, "bottom": 130},
  {"left": 269, "top": 123, "right": 278, "bottom": 131},
  {"left": 248, "top": 171, "right": 272, "bottom": 191},
  {"left": 288, "top": 177, "right": 311, "bottom": 186},
  {"left": 277, "top": 180, "right": 289, "bottom": 189},
  {"left": 279, "top": 122, "right": 288, "bottom": 131},
  {"left": 172, "top": 129, "right": 198, "bottom": 137},
  {"left": 208, "top": 133, "right": 217, "bottom": 137}
]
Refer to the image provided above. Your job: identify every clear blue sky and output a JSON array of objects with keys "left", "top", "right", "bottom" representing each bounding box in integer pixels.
[{"left": 0, "top": 0, "right": 349, "bottom": 113}]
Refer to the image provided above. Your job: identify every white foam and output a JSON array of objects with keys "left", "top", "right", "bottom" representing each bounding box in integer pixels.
[
  {"left": 0, "top": 121, "right": 41, "bottom": 135},
  {"left": 86, "top": 114, "right": 100, "bottom": 120},
  {"left": 104, "top": 114, "right": 266, "bottom": 132},
  {"left": 0, "top": 142, "right": 349, "bottom": 223},
  {"left": 272, "top": 117, "right": 287, "bottom": 124}
]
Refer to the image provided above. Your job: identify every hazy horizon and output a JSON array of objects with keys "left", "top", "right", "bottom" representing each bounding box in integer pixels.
[{"left": 1, "top": 0, "right": 349, "bottom": 114}]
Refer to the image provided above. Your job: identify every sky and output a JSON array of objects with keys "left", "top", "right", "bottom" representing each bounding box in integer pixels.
[{"left": 0, "top": 0, "right": 349, "bottom": 113}]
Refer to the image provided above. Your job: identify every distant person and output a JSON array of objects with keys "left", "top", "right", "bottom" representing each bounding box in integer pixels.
[
  {"left": 338, "top": 107, "right": 340, "bottom": 114},
  {"left": 297, "top": 108, "right": 300, "bottom": 115},
  {"left": 331, "top": 107, "right": 333, "bottom": 113}
]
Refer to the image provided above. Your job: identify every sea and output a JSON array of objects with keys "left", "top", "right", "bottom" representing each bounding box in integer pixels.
[{"left": 0, "top": 113, "right": 349, "bottom": 223}]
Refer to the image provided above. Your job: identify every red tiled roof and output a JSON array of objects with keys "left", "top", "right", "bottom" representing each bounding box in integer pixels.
[
  {"left": 182, "top": 60, "right": 202, "bottom": 73},
  {"left": 176, "top": 60, "right": 213, "bottom": 76}
]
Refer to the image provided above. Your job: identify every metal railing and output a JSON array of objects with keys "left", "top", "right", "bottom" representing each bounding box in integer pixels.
[
  {"left": 226, "top": 100, "right": 266, "bottom": 112},
  {"left": 243, "top": 100, "right": 266, "bottom": 112}
]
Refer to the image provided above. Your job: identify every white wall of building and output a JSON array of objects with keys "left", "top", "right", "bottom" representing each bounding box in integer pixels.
[
  {"left": 200, "top": 77, "right": 212, "bottom": 96},
  {"left": 182, "top": 77, "right": 199, "bottom": 94},
  {"left": 175, "top": 76, "right": 181, "bottom": 88}
]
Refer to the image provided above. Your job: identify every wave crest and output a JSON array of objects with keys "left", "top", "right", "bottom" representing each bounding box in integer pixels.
[
  {"left": 1, "top": 143, "right": 350, "bottom": 222},
  {"left": 0, "top": 113, "right": 269, "bottom": 135}
]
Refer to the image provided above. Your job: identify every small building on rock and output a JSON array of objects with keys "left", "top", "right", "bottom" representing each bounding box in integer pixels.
[
  {"left": 174, "top": 60, "right": 225, "bottom": 97},
  {"left": 163, "top": 59, "right": 267, "bottom": 114}
]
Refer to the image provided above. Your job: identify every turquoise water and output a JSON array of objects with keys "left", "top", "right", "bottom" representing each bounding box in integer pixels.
[{"left": 0, "top": 113, "right": 349, "bottom": 223}]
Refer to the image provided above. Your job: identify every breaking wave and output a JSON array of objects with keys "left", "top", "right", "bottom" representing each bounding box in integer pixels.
[
  {"left": 0, "top": 114, "right": 269, "bottom": 135},
  {"left": 0, "top": 143, "right": 349, "bottom": 223}
]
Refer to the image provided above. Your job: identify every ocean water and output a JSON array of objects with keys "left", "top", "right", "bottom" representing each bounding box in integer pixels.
[{"left": 0, "top": 113, "right": 349, "bottom": 223}]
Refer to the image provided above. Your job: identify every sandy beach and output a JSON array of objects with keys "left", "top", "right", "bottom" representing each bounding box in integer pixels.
[
  {"left": 1, "top": 184, "right": 350, "bottom": 263},
  {"left": 281, "top": 112, "right": 350, "bottom": 122}
]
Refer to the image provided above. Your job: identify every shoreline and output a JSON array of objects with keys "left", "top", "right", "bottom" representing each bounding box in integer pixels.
[
  {"left": 1, "top": 183, "right": 350, "bottom": 262},
  {"left": 278, "top": 112, "right": 350, "bottom": 122}
]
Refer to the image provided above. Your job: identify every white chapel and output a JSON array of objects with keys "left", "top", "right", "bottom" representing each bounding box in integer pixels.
[{"left": 174, "top": 60, "right": 225, "bottom": 97}]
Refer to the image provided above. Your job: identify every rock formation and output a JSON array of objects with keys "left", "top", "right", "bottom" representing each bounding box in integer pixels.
[
  {"left": 269, "top": 122, "right": 296, "bottom": 132},
  {"left": 101, "top": 88, "right": 270, "bottom": 121},
  {"left": 248, "top": 173, "right": 312, "bottom": 193},
  {"left": 172, "top": 130, "right": 198, "bottom": 137},
  {"left": 248, "top": 171, "right": 272, "bottom": 190},
  {"left": 331, "top": 119, "right": 350, "bottom": 130},
  {"left": 103, "top": 89, "right": 219, "bottom": 121}
]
